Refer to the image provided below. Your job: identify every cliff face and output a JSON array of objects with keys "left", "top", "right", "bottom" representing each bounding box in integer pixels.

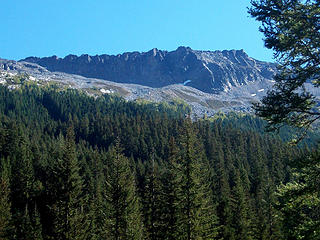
[{"left": 21, "top": 47, "right": 276, "bottom": 93}]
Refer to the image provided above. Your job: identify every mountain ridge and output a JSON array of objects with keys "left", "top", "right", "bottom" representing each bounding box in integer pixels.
[{"left": 20, "top": 46, "right": 277, "bottom": 94}]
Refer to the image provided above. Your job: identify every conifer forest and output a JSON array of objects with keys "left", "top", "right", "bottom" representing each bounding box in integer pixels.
[{"left": 0, "top": 83, "right": 318, "bottom": 240}]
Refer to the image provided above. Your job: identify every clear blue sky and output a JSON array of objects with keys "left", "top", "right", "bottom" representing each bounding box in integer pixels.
[{"left": 0, "top": 0, "right": 274, "bottom": 62}]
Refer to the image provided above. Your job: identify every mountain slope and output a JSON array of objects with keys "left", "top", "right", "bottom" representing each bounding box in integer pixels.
[
  {"left": 21, "top": 47, "right": 277, "bottom": 93},
  {"left": 0, "top": 57, "right": 276, "bottom": 117}
]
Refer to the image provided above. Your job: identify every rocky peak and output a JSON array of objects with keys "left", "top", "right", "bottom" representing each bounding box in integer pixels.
[
  {"left": 20, "top": 47, "right": 277, "bottom": 93},
  {"left": 176, "top": 46, "right": 192, "bottom": 52},
  {"left": 65, "top": 54, "right": 78, "bottom": 61}
]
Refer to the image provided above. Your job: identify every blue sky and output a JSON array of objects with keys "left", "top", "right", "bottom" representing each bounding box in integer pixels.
[{"left": 0, "top": 0, "right": 274, "bottom": 62}]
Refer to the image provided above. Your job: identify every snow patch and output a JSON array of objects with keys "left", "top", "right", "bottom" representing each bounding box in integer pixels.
[
  {"left": 100, "top": 88, "right": 114, "bottom": 94},
  {"left": 8, "top": 85, "right": 18, "bottom": 90},
  {"left": 183, "top": 80, "right": 192, "bottom": 86}
]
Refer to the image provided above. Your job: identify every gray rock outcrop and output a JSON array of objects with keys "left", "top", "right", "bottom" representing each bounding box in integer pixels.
[{"left": 20, "top": 47, "right": 277, "bottom": 93}]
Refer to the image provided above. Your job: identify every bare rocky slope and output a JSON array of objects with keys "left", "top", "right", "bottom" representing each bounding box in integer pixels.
[
  {"left": 0, "top": 55, "right": 279, "bottom": 117},
  {"left": 21, "top": 47, "right": 277, "bottom": 93}
]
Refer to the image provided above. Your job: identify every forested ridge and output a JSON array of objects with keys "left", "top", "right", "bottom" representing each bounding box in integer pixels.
[{"left": 0, "top": 83, "right": 315, "bottom": 239}]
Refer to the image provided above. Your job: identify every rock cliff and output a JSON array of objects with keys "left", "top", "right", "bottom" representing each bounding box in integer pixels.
[{"left": 21, "top": 47, "right": 277, "bottom": 93}]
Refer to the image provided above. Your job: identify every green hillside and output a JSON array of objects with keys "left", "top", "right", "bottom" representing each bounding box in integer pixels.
[{"left": 0, "top": 83, "right": 316, "bottom": 239}]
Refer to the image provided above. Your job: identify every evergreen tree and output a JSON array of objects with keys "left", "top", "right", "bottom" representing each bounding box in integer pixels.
[
  {"left": 31, "top": 205, "right": 43, "bottom": 240},
  {"left": 104, "top": 140, "right": 143, "bottom": 240},
  {"left": 10, "top": 133, "right": 41, "bottom": 240},
  {"left": 87, "top": 149, "right": 106, "bottom": 240},
  {"left": 229, "top": 168, "right": 253, "bottom": 240},
  {"left": 213, "top": 143, "right": 234, "bottom": 240},
  {"left": 19, "top": 204, "right": 43, "bottom": 240},
  {"left": 141, "top": 150, "right": 171, "bottom": 240},
  {"left": 275, "top": 149, "right": 320, "bottom": 239},
  {"left": 50, "top": 126, "right": 88, "bottom": 240},
  {"left": 160, "top": 137, "right": 179, "bottom": 240},
  {"left": 249, "top": 0, "right": 320, "bottom": 135},
  {"left": 172, "top": 118, "right": 218, "bottom": 240},
  {"left": 0, "top": 157, "right": 13, "bottom": 240},
  {"left": 259, "top": 178, "right": 282, "bottom": 240},
  {"left": 141, "top": 154, "right": 157, "bottom": 239}
]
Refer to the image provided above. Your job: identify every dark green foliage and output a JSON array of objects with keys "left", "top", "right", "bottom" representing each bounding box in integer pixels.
[
  {"left": 0, "top": 84, "right": 310, "bottom": 239},
  {"left": 104, "top": 141, "right": 143, "bottom": 240},
  {"left": 49, "top": 126, "right": 88, "bottom": 240},
  {"left": 207, "top": 112, "right": 320, "bottom": 146},
  {"left": 229, "top": 168, "right": 253, "bottom": 240},
  {"left": 139, "top": 153, "right": 169, "bottom": 240},
  {"left": 249, "top": 0, "right": 320, "bottom": 138},
  {"left": 171, "top": 119, "right": 218, "bottom": 240},
  {"left": 249, "top": 2, "right": 320, "bottom": 237},
  {"left": 158, "top": 137, "right": 179, "bottom": 240},
  {"left": 86, "top": 148, "right": 106, "bottom": 240},
  {"left": 275, "top": 148, "right": 320, "bottom": 239},
  {"left": 0, "top": 158, "right": 13, "bottom": 240}
]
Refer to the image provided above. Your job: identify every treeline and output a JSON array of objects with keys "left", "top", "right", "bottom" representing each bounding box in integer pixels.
[{"left": 0, "top": 84, "right": 304, "bottom": 239}]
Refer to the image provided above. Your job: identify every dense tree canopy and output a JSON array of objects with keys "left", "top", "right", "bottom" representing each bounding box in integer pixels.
[
  {"left": 275, "top": 149, "right": 320, "bottom": 239},
  {"left": 0, "top": 83, "right": 304, "bottom": 239}
]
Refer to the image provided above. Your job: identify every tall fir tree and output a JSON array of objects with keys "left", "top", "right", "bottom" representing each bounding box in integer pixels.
[
  {"left": 0, "top": 157, "right": 13, "bottom": 240},
  {"left": 10, "top": 133, "right": 43, "bottom": 240},
  {"left": 50, "top": 126, "right": 88, "bottom": 240},
  {"left": 160, "top": 137, "right": 179, "bottom": 240},
  {"left": 229, "top": 167, "right": 253, "bottom": 240},
  {"left": 104, "top": 140, "right": 143, "bottom": 240},
  {"left": 259, "top": 178, "right": 282, "bottom": 240},
  {"left": 172, "top": 118, "right": 218, "bottom": 240},
  {"left": 212, "top": 142, "right": 233, "bottom": 240},
  {"left": 87, "top": 149, "right": 107, "bottom": 240},
  {"left": 141, "top": 151, "right": 169, "bottom": 240}
]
